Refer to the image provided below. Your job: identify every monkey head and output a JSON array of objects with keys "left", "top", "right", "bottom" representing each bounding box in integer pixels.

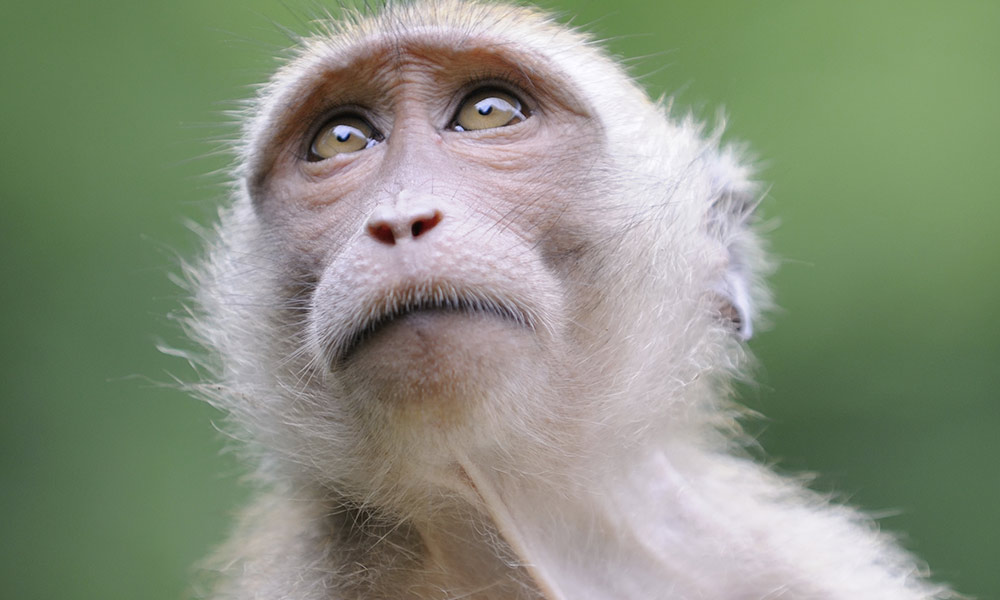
[{"left": 192, "top": 0, "right": 762, "bottom": 512}]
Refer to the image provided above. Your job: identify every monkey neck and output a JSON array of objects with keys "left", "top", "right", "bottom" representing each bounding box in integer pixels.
[
  {"left": 318, "top": 444, "right": 718, "bottom": 600},
  {"left": 440, "top": 452, "right": 691, "bottom": 600}
]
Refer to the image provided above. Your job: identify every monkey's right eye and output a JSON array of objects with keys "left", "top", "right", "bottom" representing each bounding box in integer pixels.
[
  {"left": 452, "top": 89, "right": 527, "bottom": 132},
  {"left": 309, "top": 116, "right": 382, "bottom": 160}
]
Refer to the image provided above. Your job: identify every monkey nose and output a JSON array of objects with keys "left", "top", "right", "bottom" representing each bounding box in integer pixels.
[{"left": 366, "top": 203, "right": 443, "bottom": 245}]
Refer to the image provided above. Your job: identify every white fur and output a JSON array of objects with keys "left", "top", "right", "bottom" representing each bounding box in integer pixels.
[{"left": 183, "top": 2, "right": 954, "bottom": 598}]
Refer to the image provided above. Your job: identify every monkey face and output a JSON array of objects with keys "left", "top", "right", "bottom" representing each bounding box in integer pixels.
[
  {"left": 235, "top": 26, "right": 624, "bottom": 478},
  {"left": 250, "top": 45, "right": 606, "bottom": 373}
]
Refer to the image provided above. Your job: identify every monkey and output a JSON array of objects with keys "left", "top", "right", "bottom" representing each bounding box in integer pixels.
[{"left": 183, "top": 1, "right": 955, "bottom": 598}]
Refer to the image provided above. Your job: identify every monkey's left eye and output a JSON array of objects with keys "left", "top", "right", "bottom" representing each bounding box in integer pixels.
[
  {"left": 309, "top": 116, "right": 382, "bottom": 160},
  {"left": 452, "top": 89, "right": 527, "bottom": 132}
]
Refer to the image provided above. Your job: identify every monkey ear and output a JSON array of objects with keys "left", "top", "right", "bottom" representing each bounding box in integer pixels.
[
  {"left": 708, "top": 151, "right": 760, "bottom": 341},
  {"left": 715, "top": 262, "right": 754, "bottom": 340}
]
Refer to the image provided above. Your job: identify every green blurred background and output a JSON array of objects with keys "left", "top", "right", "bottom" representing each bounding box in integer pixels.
[{"left": 1, "top": 1, "right": 996, "bottom": 597}]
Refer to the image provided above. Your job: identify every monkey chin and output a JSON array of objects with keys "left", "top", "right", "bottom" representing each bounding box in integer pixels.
[{"left": 337, "top": 308, "right": 548, "bottom": 428}]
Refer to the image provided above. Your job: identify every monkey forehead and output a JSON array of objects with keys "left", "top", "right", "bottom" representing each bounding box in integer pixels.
[
  {"left": 299, "top": 0, "right": 618, "bottom": 96},
  {"left": 238, "top": 0, "right": 654, "bottom": 179}
]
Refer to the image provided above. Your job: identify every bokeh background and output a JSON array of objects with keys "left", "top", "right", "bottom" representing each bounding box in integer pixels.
[{"left": 1, "top": 1, "right": 997, "bottom": 597}]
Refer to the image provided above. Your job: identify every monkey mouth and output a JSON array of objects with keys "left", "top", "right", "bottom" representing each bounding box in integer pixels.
[{"left": 329, "top": 283, "right": 536, "bottom": 365}]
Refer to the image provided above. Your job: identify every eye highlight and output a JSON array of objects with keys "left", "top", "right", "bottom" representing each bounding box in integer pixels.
[
  {"left": 452, "top": 89, "right": 527, "bottom": 132},
  {"left": 310, "top": 116, "right": 381, "bottom": 160}
]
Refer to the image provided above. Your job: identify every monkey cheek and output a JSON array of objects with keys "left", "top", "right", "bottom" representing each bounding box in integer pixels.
[{"left": 335, "top": 311, "right": 546, "bottom": 428}]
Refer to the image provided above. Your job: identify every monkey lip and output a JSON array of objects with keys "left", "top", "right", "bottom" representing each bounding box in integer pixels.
[{"left": 330, "top": 284, "right": 535, "bottom": 365}]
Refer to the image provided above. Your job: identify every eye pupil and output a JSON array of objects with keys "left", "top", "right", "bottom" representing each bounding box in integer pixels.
[
  {"left": 477, "top": 103, "right": 493, "bottom": 116},
  {"left": 335, "top": 129, "right": 351, "bottom": 143}
]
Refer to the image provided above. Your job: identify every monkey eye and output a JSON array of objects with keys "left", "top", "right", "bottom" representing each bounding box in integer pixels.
[
  {"left": 309, "top": 116, "right": 382, "bottom": 160},
  {"left": 452, "top": 89, "right": 527, "bottom": 132}
]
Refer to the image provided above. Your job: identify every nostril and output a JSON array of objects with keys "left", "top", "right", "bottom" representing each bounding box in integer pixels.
[
  {"left": 410, "top": 211, "right": 442, "bottom": 238},
  {"left": 368, "top": 222, "right": 396, "bottom": 245}
]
